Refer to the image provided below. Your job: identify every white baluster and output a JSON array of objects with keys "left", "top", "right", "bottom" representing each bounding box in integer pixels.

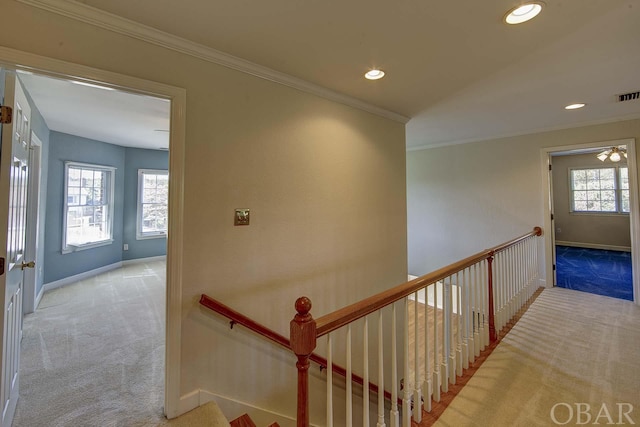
[
  {"left": 456, "top": 272, "right": 463, "bottom": 377},
  {"left": 413, "top": 292, "right": 422, "bottom": 422},
  {"left": 423, "top": 285, "right": 432, "bottom": 413},
  {"left": 346, "top": 325, "right": 352, "bottom": 427},
  {"left": 433, "top": 283, "right": 441, "bottom": 402},
  {"left": 518, "top": 243, "right": 523, "bottom": 311},
  {"left": 462, "top": 268, "right": 470, "bottom": 370},
  {"left": 511, "top": 247, "right": 515, "bottom": 318},
  {"left": 363, "top": 317, "right": 370, "bottom": 427},
  {"left": 327, "top": 334, "right": 333, "bottom": 427},
  {"left": 503, "top": 252, "right": 509, "bottom": 329},
  {"left": 377, "top": 311, "right": 386, "bottom": 427},
  {"left": 449, "top": 273, "right": 460, "bottom": 384},
  {"left": 390, "top": 304, "right": 399, "bottom": 427},
  {"left": 404, "top": 298, "right": 413, "bottom": 426},
  {"left": 473, "top": 263, "right": 480, "bottom": 359},
  {"left": 441, "top": 279, "right": 449, "bottom": 392}
]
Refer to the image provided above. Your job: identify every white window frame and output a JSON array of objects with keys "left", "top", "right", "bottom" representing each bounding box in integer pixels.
[
  {"left": 569, "top": 166, "right": 629, "bottom": 214},
  {"left": 137, "top": 169, "right": 169, "bottom": 240},
  {"left": 62, "top": 161, "right": 116, "bottom": 254}
]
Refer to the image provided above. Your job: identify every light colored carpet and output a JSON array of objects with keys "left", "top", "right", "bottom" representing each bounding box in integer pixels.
[
  {"left": 434, "top": 287, "right": 640, "bottom": 426},
  {"left": 14, "top": 260, "right": 168, "bottom": 427},
  {"left": 160, "top": 402, "right": 230, "bottom": 427}
]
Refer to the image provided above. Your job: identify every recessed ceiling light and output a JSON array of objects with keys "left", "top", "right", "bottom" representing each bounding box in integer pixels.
[
  {"left": 504, "top": 2, "right": 544, "bottom": 25},
  {"left": 565, "top": 103, "right": 586, "bottom": 110},
  {"left": 365, "top": 69, "right": 385, "bottom": 80}
]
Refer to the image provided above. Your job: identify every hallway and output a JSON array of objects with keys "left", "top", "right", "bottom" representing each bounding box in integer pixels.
[{"left": 434, "top": 287, "right": 640, "bottom": 426}]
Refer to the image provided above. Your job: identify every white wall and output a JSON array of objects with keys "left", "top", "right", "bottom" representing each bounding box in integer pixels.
[
  {"left": 407, "top": 118, "right": 640, "bottom": 277},
  {"left": 0, "top": 2, "right": 408, "bottom": 422}
]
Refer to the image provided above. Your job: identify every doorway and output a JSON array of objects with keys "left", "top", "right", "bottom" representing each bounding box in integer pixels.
[
  {"left": 0, "top": 47, "right": 186, "bottom": 422},
  {"left": 541, "top": 138, "right": 639, "bottom": 305},
  {"left": 14, "top": 69, "right": 170, "bottom": 425}
]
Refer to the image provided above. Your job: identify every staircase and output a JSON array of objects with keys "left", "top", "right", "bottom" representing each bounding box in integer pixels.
[
  {"left": 167, "top": 401, "right": 280, "bottom": 427},
  {"left": 199, "top": 227, "right": 544, "bottom": 426},
  {"left": 230, "top": 413, "right": 280, "bottom": 427}
]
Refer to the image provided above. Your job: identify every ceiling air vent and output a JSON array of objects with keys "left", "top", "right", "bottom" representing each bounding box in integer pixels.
[{"left": 618, "top": 91, "right": 640, "bottom": 102}]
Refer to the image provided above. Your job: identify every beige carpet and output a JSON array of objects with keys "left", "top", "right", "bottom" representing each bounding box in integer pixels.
[
  {"left": 14, "top": 260, "right": 167, "bottom": 427},
  {"left": 158, "top": 402, "right": 230, "bottom": 427},
  {"left": 434, "top": 287, "right": 640, "bottom": 426}
]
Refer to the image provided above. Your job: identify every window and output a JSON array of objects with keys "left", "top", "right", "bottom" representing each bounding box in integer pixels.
[
  {"left": 63, "top": 162, "right": 115, "bottom": 253},
  {"left": 137, "top": 169, "right": 168, "bottom": 239},
  {"left": 570, "top": 166, "right": 629, "bottom": 213}
]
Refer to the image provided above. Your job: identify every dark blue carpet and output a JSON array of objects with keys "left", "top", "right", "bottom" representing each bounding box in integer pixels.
[{"left": 555, "top": 245, "right": 633, "bottom": 301}]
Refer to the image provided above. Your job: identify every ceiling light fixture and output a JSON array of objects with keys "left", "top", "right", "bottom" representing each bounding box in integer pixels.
[
  {"left": 504, "top": 2, "right": 544, "bottom": 25},
  {"left": 365, "top": 69, "right": 385, "bottom": 80},
  {"left": 597, "top": 146, "right": 627, "bottom": 163},
  {"left": 565, "top": 103, "right": 586, "bottom": 110}
]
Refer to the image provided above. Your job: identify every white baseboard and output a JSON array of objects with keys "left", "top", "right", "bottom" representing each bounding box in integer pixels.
[
  {"left": 40, "top": 262, "right": 123, "bottom": 299},
  {"left": 34, "top": 285, "right": 45, "bottom": 311},
  {"left": 176, "top": 390, "right": 201, "bottom": 418},
  {"left": 556, "top": 240, "right": 631, "bottom": 252},
  {"left": 177, "top": 389, "right": 308, "bottom": 427},
  {"left": 122, "top": 255, "right": 166, "bottom": 265}
]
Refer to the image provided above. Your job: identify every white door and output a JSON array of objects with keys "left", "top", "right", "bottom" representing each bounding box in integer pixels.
[
  {"left": 23, "top": 131, "right": 42, "bottom": 315},
  {"left": 0, "top": 72, "right": 32, "bottom": 427}
]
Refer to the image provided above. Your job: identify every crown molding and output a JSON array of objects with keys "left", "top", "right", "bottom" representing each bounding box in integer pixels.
[
  {"left": 16, "top": 0, "right": 410, "bottom": 124},
  {"left": 407, "top": 113, "right": 640, "bottom": 152}
]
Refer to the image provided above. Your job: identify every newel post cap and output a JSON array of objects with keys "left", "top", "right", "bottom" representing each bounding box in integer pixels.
[{"left": 290, "top": 297, "right": 316, "bottom": 356}]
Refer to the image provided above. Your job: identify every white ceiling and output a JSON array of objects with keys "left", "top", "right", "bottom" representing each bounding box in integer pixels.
[
  {"left": 18, "top": 72, "right": 170, "bottom": 150},
  {"left": 18, "top": 0, "right": 640, "bottom": 150}
]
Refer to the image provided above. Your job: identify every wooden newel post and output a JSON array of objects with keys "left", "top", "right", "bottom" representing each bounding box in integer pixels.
[
  {"left": 290, "top": 297, "right": 317, "bottom": 427},
  {"left": 487, "top": 253, "right": 497, "bottom": 342}
]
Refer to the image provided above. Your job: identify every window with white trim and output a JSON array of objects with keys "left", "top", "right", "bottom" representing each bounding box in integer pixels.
[
  {"left": 63, "top": 162, "right": 115, "bottom": 253},
  {"left": 570, "top": 166, "right": 629, "bottom": 213},
  {"left": 137, "top": 169, "right": 168, "bottom": 239}
]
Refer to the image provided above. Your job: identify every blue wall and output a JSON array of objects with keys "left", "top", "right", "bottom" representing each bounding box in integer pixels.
[
  {"left": 43, "top": 132, "right": 168, "bottom": 284},
  {"left": 123, "top": 147, "right": 168, "bottom": 260},
  {"left": 44, "top": 132, "right": 126, "bottom": 283}
]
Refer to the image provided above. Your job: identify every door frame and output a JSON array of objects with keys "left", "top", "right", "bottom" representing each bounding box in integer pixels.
[
  {"left": 0, "top": 46, "right": 186, "bottom": 417},
  {"left": 540, "top": 138, "right": 639, "bottom": 305},
  {"left": 23, "top": 131, "right": 41, "bottom": 315}
]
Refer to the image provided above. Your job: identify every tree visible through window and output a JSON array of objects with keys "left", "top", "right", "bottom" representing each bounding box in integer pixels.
[
  {"left": 64, "top": 162, "right": 115, "bottom": 252},
  {"left": 137, "top": 169, "right": 168, "bottom": 239},
  {"left": 570, "top": 167, "right": 629, "bottom": 213}
]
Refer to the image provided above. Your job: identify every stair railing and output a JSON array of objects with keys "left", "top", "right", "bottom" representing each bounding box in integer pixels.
[
  {"left": 290, "top": 226, "right": 543, "bottom": 427},
  {"left": 198, "top": 294, "right": 395, "bottom": 404}
]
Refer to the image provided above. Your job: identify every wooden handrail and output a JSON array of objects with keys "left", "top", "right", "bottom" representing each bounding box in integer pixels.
[
  {"left": 315, "top": 226, "right": 542, "bottom": 337},
  {"left": 292, "top": 226, "right": 543, "bottom": 426},
  {"left": 200, "top": 294, "right": 291, "bottom": 349},
  {"left": 491, "top": 226, "right": 543, "bottom": 254},
  {"left": 198, "top": 294, "right": 393, "bottom": 402}
]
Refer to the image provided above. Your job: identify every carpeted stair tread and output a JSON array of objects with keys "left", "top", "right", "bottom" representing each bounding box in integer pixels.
[{"left": 166, "top": 401, "right": 230, "bottom": 427}]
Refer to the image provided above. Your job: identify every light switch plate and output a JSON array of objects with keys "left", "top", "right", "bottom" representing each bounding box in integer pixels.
[{"left": 234, "top": 209, "right": 250, "bottom": 226}]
